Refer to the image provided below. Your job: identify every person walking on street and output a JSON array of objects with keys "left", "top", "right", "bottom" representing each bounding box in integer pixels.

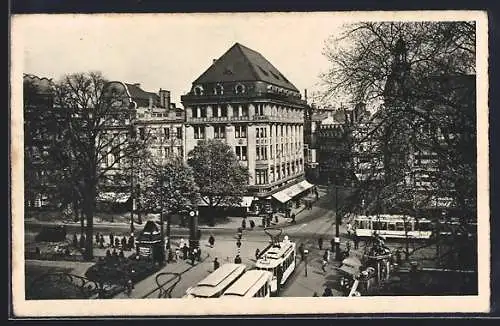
[
  {"left": 95, "top": 232, "right": 100, "bottom": 245},
  {"left": 99, "top": 234, "right": 105, "bottom": 249},
  {"left": 354, "top": 233, "right": 359, "bottom": 250},
  {"left": 346, "top": 222, "right": 353, "bottom": 238},
  {"left": 109, "top": 233, "right": 114, "bottom": 248},
  {"left": 291, "top": 213, "right": 296, "bottom": 224},
  {"left": 72, "top": 233, "right": 78, "bottom": 248},
  {"left": 346, "top": 241, "right": 351, "bottom": 254},
  {"left": 196, "top": 247, "right": 202, "bottom": 261},
  {"left": 241, "top": 219, "right": 246, "bottom": 230},
  {"left": 191, "top": 248, "right": 197, "bottom": 266},
  {"left": 234, "top": 255, "right": 242, "bottom": 264},
  {"left": 213, "top": 257, "right": 220, "bottom": 271},
  {"left": 298, "top": 243, "right": 305, "bottom": 261},
  {"left": 236, "top": 239, "right": 242, "bottom": 249},
  {"left": 321, "top": 257, "right": 328, "bottom": 272},
  {"left": 255, "top": 248, "right": 260, "bottom": 260},
  {"left": 318, "top": 237, "right": 323, "bottom": 250},
  {"left": 330, "top": 238, "right": 335, "bottom": 252},
  {"left": 121, "top": 236, "right": 127, "bottom": 250},
  {"left": 249, "top": 219, "right": 255, "bottom": 229},
  {"left": 208, "top": 234, "right": 215, "bottom": 248},
  {"left": 182, "top": 243, "right": 188, "bottom": 260}
]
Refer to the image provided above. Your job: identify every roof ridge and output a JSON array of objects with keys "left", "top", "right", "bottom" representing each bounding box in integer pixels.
[{"left": 234, "top": 43, "right": 261, "bottom": 82}]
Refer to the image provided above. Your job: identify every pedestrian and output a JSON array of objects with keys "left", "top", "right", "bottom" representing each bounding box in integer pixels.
[
  {"left": 126, "top": 278, "right": 134, "bottom": 297},
  {"left": 322, "top": 287, "right": 333, "bottom": 297},
  {"left": 175, "top": 248, "right": 180, "bottom": 261},
  {"left": 255, "top": 248, "right": 260, "bottom": 260},
  {"left": 354, "top": 233, "right": 359, "bottom": 250},
  {"left": 121, "top": 236, "right": 127, "bottom": 250},
  {"left": 318, "top": 237, "right": 323, "bottom": 250},
  {"left": 105, "top": 249, "right": 111, "bottom": 258},
  {"left": 112, "top": 248, "right": 118, "bottom": 257},
  {"left": 236, "top": 239, "right": 241, "bottom": 249},
  {"left": 196, "top": 247, "right": 202, "bottom": 261},
  {"left": 237, "top": 227, "right": 243, "bottom": 240},
  {"left": 99, "top": 234, "right": 105, "bottom": 249},
  {"left": 119, "top": 250, "right": 125, "bottom": 258},
  {"left": 274, "top": 214, "right": 278, "bottom": 223},
  {"left": 249, "top": 219, "right": 255, "bottom": 229},
  {"left": 213, "top": 257, "right": 220, "bottom": 271},
  {"left": 234, "top": 255, "right": 242, "bottom": 264},
  {"left": 346, "top": 222, "right": 352, "bottom": 238},
  {"left": 128, "top": 233, "right": 135, "bottom": 250},
  {"left": 298, "top": 243, "right": 305, "bottom": 261},
  {"left": 182, "top": 243, "right": 188, "bottom": 260},
  {"left": 208, "top": 234, "right": 215, "bottom": 248},
  {"left": 321, "top": 257, "right": 328, "bottom": 272},
  {"left": 95, "top": 232, "right": 100, "bottom": 245},
  {"left": 261, "top": 216, "right": 266, "bottom": 227},
  {"left": 72, "top": 233, "right": 78, "bottom": 248},
  {"left": 79, "top": 234, "right": 86, "bottom": 249},
  {"left": 191, "top": 248, "right": 197, "bottom": 265},
  {"left": 109, "top": 233, "right": 114, "bottom": 248},
  {"left": 323, "top": 249, "right": 329, "bottom": 262},
  {"left": 346, "top": 241, "right": 351, "bottom": 253},
  {"left": 330, "top": 238, "right": 335, "bottom": 252},
  {"left": 291, "top": 213, "right": 296, "bottom": 224},
  {"left": 241, "top": 218, "right": 247, "bottom": 230},
  {"left": 115, "top": 237, "right": 120, "bottom": 249}
]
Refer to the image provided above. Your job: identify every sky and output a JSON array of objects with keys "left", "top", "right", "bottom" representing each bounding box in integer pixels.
[{"left": 14, "top": 12, "right": 349, "bottom": 106}]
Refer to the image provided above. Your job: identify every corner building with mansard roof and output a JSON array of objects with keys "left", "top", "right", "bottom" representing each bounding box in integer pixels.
[{"left": 181, "top": 43, "right": 313, "bottom": 209}]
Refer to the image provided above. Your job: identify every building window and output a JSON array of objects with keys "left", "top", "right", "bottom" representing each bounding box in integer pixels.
[
  {"left": 280, "top": 125, "right": 284, "bottom": 137},
  {"left": 164, "top": 147, "right": 171, "bottom": 158},
  {"left": 214, "top": 84, "right": 224, "bottom": 95},
  {"left": 192, "top": 107, "right": 198, "bottom": 118},
  {"left": 194, "top": 126, "right": 205, "bottom": 139},
  {"left": 235, "top": 83, "right": 246, "bottom": 94},
  {"left": 194, "top": 85, "right": 204, "bottom": 96},
  {"left": 164, "top": 128, "right": 170, "bottom": 139},
  {"left": 270, "top": 166, "right": 275, "bottom": 182},
  {"left": 242, "top": 104, "right": 249, "bottom": 117},
  {"left": 214, "top": 126, "right": 226, "bottom": 139},
  {"left": 270, "top": 145, "right": 273, "bottom": 159},
  {"left": 276, "top": 144, "right": 279, "bottom": 158},
  {"left": 176, "top": 127, "right": 182, "bottom": 139},
  {"left": 221, "top": 104, "right": 228, "bottom": 117},
  {"left": 255, "top": 104, "right": 264, "bottom": 116},
  {"left": 276, "top": 165, "right": 281, "bottom": 179},
  {"left": 235, "top": 146, "right": 247, "bottom": 161},
  {"left": 235, "top": 125, "right": 247, "bottom": 138},
  {"left": 200, "top": 107, "right": 206, "bottom": 118},
  {"left": 233, "top": 106, "right": 239, "bottom": 117},
  {"left": 255, "top": 169, "right": 268, "bottom": 185}
]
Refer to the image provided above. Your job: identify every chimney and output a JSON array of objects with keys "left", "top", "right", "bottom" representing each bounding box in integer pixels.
[
  {"left": 159, "top": 89, "right": 171, "bottom": 109},
  {"left": 304, "top": 89, "right": 308, "bottom": 103}
]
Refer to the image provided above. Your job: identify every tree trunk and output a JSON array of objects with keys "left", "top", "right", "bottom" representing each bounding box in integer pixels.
[{"left": 83, "top": 186, "right": 96, "bottom": 261}]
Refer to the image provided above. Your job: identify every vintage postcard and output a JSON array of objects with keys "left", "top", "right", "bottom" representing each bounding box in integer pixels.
[{"left": 10, "top": 11, "right": 490, "bottom": 316}]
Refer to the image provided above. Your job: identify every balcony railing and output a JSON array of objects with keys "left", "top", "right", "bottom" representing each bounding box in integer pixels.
[
  {"left": 186, "top": 115, "right": 303, "bottom": 124},
  {"left": 181, "top": 91, "right": 307, "bottom": 106}
]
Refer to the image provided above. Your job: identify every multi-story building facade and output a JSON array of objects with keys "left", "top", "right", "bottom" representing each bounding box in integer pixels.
[
  {"left": 23, "top": 74, "right": 58, "bottom": 209},
  {"left": 181, "top": 42, "right": 312, "bottom": 208}
]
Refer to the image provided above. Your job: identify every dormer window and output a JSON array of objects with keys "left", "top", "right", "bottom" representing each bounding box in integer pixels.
[
  {"left": 214, "top": 84, "right": 224, "bottom": 95},
  {"left": 194, "top": 85, "right": 204, "bottom": 96},
  {"left": 235, "top": 83, "right": 246, "bottom": 94}
]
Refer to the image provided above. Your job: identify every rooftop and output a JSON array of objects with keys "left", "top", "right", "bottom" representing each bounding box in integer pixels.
[{"left": 193, "top": 42, "right": 299, "bottom": 92}]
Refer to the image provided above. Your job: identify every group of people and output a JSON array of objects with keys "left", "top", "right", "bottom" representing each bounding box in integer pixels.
[
  {"left": 70, "top": 232, "right": 136, "bottom": 251},
  {"left": 167, "top": 239, "right": 202, "bottom": 266}
]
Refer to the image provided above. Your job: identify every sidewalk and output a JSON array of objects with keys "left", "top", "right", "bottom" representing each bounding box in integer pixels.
[{"left": 25, "top": 187, "right": 328, "bottom": 233}]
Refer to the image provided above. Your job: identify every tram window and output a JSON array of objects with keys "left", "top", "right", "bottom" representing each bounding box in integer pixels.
[
  {"left": 396, "top": 222, "right": 404, "bottom": 231},
  {"left": 388, "top": 223, "right": 396, "bottom": 231},
  {"left": 360, "top": 221, "right": 367, "bottom": 229},
  {"left": 380, "top": 222, "right": 388, "bottom": 230},
  {"left": 354, "top": 220, "right": 359, "bottom": 228},
  {"left": 373, "top": 221, "right": 380, "bottom": 230}
]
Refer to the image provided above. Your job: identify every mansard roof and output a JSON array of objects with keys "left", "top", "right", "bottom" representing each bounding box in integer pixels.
[{"left": 193, "top": 42, "right": 299, "bottom": 92}]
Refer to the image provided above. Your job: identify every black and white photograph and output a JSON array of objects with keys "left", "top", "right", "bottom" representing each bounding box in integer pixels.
[{"left": 10, "top": 11, "right": 490, "bottom": 316}]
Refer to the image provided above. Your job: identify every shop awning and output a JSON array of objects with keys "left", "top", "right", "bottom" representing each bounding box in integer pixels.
[
  {"left": 197, "top": 196, "right": 255, "bottom": 208},
  {"left": 96, "top": 192, "right": 130, "bottom": 203},
  {"left": 271, "top": 180, "right": 315, "bottom": 203}
]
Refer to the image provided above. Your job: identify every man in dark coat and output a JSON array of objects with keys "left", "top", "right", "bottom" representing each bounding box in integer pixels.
[{"left": 182, "top": 243, "right": 189, "bottom": 260}]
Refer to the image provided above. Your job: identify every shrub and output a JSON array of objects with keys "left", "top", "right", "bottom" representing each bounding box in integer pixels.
[{"left": 35, "top": 225, "right": 67, "bottom": 242}]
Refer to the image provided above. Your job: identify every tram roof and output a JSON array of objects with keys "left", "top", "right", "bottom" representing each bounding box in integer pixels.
[
  {"left": 222, "top": 270, "right": 272, "bottom": 297},
  {"left": 355, "top": 214, "right": 432, "bottom": 222},
  {"left": 255, "top": 240, "right": 295, "bottom": 268},
  {"left": 188, "top": 263, "right": 246, "bottom": 297}
]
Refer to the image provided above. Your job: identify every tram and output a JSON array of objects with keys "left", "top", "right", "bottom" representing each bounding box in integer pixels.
[
  {"left": 183, "top": 263, "right": 247, "bottom": 298},
  {"left": 354, "top": 215, "right": 433, "bottom": 240},
  {"left": 254, "top": 236, "right": 296, "bottom": 294},
  {"left": 221, "top": 270, "right": 273, "bottom": 298}
]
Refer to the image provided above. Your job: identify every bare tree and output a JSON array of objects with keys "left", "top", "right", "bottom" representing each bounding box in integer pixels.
[{"left": 50, "top": 72, "right": 150, "bottom": 260}]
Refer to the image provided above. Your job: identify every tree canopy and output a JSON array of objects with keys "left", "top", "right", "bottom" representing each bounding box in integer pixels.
[{"left": 187, "top": 139, "right": 249, "bottom": 209}]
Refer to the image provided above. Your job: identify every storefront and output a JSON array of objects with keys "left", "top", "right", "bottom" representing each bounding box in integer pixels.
[
  {"left": 270, "top": 180, "right": 315, "bottom": 209},
  {"left": 197, "top": 196, "right": 256, "bottom": 217},
  {"left": 96, "top": 192, "right": 131, "bottom": 213}
]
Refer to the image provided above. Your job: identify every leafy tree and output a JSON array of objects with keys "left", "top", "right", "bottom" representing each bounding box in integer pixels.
[
  {"left": 140, "top": 157, "right": 200, "bottom": 247},
  {"left": 187, "top": 139, "right": 249, "bottom": 225},
  {"left": 49, "top": 72, "right": 150, "bottom": 260}
]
